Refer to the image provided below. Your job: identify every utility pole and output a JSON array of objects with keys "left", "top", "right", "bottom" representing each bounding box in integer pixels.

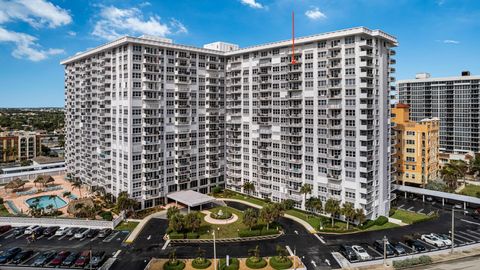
[
  {"left": 383, "top": 235, "right": 387, "bottom": 266},
  {"left": 213, "top": 230, "right": 217, "bottom": 270}
]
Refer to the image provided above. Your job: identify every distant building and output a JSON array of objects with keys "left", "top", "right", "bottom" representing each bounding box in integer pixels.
[
  {"left": 392, "top": 104, "right": 440, "bottom": 187},
  {"left": 0, "top": 131, "right": 40, "bottom": 162},
  {"left": 398, "top": 72, "right": 480, "bottom": 153}
]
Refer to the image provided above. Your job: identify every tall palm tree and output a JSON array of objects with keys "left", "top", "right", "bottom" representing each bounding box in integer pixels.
[
  {"left": 441, "top": 165, "right": 459, "bottom": 190},
  {"left": 341, "top": 202, "right": 356, "bottom": 230},
  {"left": 71, "top": 181, "right": 82, "bottom": 198},
  {"left": 450, "top": 160, "right": 468, "bottom": 185},
  {"left": 324, "top": 198, "right": 340, "bottom": 227},
  {"left": 299, "top": 184, "right": 312, "bottom": 209},
  {"left": 242, "top": 181, "right": 255, "bottom": 195},
  {"left": 355, "top": 208, "right": 366, "bottom": 226}
]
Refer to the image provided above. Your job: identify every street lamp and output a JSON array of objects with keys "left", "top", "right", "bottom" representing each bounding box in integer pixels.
[
  {"left": 450, "top": 207, "right": 467, "bottom": 254},
  {"left": 383, "top": 235, "right": 388, "bottom": 266},
  {"left": 212, "top": 230, "right": 217, "bottom": 270}
]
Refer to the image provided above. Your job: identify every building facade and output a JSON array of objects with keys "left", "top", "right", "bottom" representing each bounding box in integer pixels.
[
  {"left": 62, "top": 27, "right": 397, "bottom": 218},
  {"left": 0, "top": 131, "right": 39, "bottom": 163},
  {"left": 392, "top": 104, "right": 440, "bottom": 187},
  {"left": 398, "top": 72, "right": 480, "bottom": 154}
]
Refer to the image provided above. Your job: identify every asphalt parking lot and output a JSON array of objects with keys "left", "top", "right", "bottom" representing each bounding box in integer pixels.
[{"left": 0, "top": 227, "right": 129, "bottom": 269}]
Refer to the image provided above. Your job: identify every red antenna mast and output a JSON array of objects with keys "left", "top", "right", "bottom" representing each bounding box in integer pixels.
[{"left": 291, "top": 11, "right": 296, "bottom": 64}]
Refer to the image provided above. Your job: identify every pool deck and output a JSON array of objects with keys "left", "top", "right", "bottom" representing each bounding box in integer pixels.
[{"left": 0, "top": 174, "right": 89, "bottom": 216}]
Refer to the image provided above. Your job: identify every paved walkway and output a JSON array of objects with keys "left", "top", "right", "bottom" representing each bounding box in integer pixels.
[
  {"left": 218, "top": 198, "right": 317, "bottom": 233},
  {"left": 201, "top": 210, "right": 238, "bottom": 225}
]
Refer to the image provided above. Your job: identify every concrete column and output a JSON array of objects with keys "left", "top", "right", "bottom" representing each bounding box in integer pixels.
[
  {"left": 422, "top": 195, "right": 425, "bottom": 203},
  {"left": 404, "top": 192, "right": 407, "bottom": 199},
  {"left": 442, "top": 198, "right": 445, "bottom": 206},
  {"left": 464, "top": 202, "right": 467, "bottom": 210}
]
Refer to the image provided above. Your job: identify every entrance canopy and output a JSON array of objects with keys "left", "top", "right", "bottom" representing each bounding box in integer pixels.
[{"left": 167, "top": 190, "right": 216, "bottom": 207}]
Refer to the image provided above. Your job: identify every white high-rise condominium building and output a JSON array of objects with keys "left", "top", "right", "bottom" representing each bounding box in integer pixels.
[
  {"left": 62, "top": 27, "right": 397, "bottom": 218},
  {"left": 398, "top": 72, "right": 480, "bottom": 154}
]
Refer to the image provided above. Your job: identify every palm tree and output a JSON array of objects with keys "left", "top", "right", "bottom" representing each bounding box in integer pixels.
[
  {"left": 468, "top": 154, "right": 480, "bottom": 181},
  {"left": 450, "top": 160, "right": 468, "bottom": 185},
  {"left": 243, "top": 208, "right": 258, "bottom": 230},
  {"left": 305, "top": 197, "right": 322, "bottom": 217},
  {"left": 441, "top": 165, "right": 460, "bottom": 190},
  {"left": 48, "top": 194, "right": 58, "bottom": 209},
  {"left": 341, "top": 202, "right": 356, "bottom": 230},
  {"left": 299, "top": 184, "right": 312, "bottom": 209},
  {"left": 242, "top": 181, "right": 255, "bottom": 195},
  {"left": 324, "top": 198, "right": 340, "bottom": 227},
  {"left": 71, "top": 181, "right": 83, "bottom": 198},
  {"left": 355, "top": 208, "right": 366, "bottom": 226}
]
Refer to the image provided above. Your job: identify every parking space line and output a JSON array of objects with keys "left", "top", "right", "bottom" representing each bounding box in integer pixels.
[
  {"left": 417, "top": 208, "right": 424, "bottom": 214},
  {"left": 461, "top": 230, "right": 480, "bottom": 240},
  {"left": 432, "top": 202, "right": 436, "bottom": 205},
  {"left": 58, "top": 234, "right": 68, "bottom": 240},
  {"left": 456, "top": 232, "right": 477, "bottom": 243},
  {"left": 407, "top": 206, "right": 414, "bottom": 211},
  {"left": 416, "top": 239, "right": 438, "bottom": 250},
  {"left": 162, "top": 240, "right": 171, "bottom": 250},
  {"left": 454, "top": 234, "right": 474, "bottom": 243},
  {"left": 460, "top": 219, "right": 480, "bottom": 226},
  {"left": 314, "top": 234, "right": 326, "bottom": 244},
  {"left": 0, "top": 230, "right": 11, "bottom": 237},
  {"left": 365, "top": 245, "right": 382, "bottom": 258},
  {"left": 47, "top": 235, "right": 56, "bottom": 240},
  {"left": 427, "top": 211, "right": 434, "bottom": 215},
  {"left": 398, "top": 242, "right": 414, "bottom": 253},
  {"left": 467, "top": 230, "right": 480, "bottom": 237},
  {"left": 21, "top": 252, "right": 40, "bottom": 265},
  {"left": 3, "top": 233, "right": 15, "bottom": 239},
  {"left": 398, "top": 204, "right": 405, "bottom": 209},
  {"left": 15, "top": 234, "right": 25, "bottom": 239}
]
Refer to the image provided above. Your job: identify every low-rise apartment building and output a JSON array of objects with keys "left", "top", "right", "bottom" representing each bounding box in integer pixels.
[
  {"left": 392, "top": 104, "right": 440, "bottom": 187},
  {"left": 0, "top": 131, "right": 39, "bottom": 162}
]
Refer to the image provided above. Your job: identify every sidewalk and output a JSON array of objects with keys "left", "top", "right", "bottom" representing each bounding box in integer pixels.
[{"left": 219, "top": 198, "right": 317, "bottom": 233}]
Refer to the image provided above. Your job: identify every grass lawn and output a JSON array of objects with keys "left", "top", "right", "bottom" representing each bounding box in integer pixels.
[
  {"left": 198, "top": 206, "right": 248, "bottom": 239},
  {"left": 459, "top": 184, "right": 480, "bottom": 198},
  {"left": 115, "top": 221, "right": 139, "bottom": 232},
  {"left": 364, "top": 222, "right": 400, "bottom": 231},
  {"left": 390, "top": 209, "right": 429, "bottom": 224}
]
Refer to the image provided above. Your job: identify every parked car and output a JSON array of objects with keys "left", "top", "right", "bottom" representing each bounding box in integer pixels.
[
  {"left": 339, "top": 245, "right": 357, "bottom": 261},
  {"left": 390, "top": 242, "right": 406, "bottom": 255},
  {"left": 98, "top": 228, "right": 112, "bottom": 238},
  {"left": 32, "top": 251, "right": 56, "bottom": 266},
  {"left": 431, "top": 233, "right": 452, "bottom": 246},
  {"left": 0, "top": 247, "right": 22, "bottom": 263},
  {"left": 86, "top": 229, "right": 99, "bottom": 238},
  {"left": 50, "top": 251, "right": 71, "bottom": 266},
  {"left": 90, "top": 251, "right": 105, "bottom": 268},
  {"left": 405, "top": 239, "right": 426, "bottom": 252},
  {"left": 0, "top": 225, "right": 12, "bottom": 234},
  {"left": 61, "top": 252, "right": 79, "bottom": 266},
  {"left": 55, "top": 227, "right": 69, "bottom": 236},
  {"left": 373, "top": 240, "right": 395, "bottom": 256},
  {"left": 11, "top": 250, "right": 33, "bottom": 264},
  {"left": 66, "top": 227, "right": 79, "bottom": 237},
  {"left": 32, "top": 226, "right": 45, "bottom": 235},
  {"left": 421, "top": 234, "right": 445, "bottom": 247},
  {"left": 43, "top": 226, "right": 60, "bottom": 236},
  {"left": 74, "top": 228, "right": 90, "bottom": 239},
  {"left": 24, "top": 225, "right": 39, "bottom": 235},
  {"left": 352, "top": 245, "right": 371, "bottom": 260},
  {"left": 74, "top": 250, "right": 91, "bottom": 267},
  {"left": 13, "top": 226, "right": 28, "bottom": 236}
]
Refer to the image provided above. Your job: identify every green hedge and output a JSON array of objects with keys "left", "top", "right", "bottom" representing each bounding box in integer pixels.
[
  {"left": 269, "top": 256, "right": 293, "bottom": 270},
  {"left": 246, "top": 257, "right": 267, "bottom": 269},
  {"left": 359, "top": 219, "right": 376, "bottom": 229},
  {"left": 375, "top": 216, "right": 389, "bottom": 226},
  {"left": 218, "top": 258, "right": 239, "bottom": 270},
  {"left": 169, "top": 232, "right": 184, "bottom": 239},
  {"left": 238, "top": 228, "right": 279, "bottom": 237},
  {"left": 163, "top": 261, "right": 185, "bottom": 270},
  {"left": 186, "top": 232, "right": 199, "bottom": 239},
  {"left": 393, "top": 255, "right": 432, "bottom": 269},
  {"left": 191, "top": 259, "right": 211, "bottom": 269}
]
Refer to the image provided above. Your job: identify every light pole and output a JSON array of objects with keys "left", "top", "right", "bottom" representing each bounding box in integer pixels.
[
  {"left": 451, "top": 207, "right": 455, "bottom": 254},
  {"left": 383, "top": 235, "right": 387, "bottom": 266},
  {"left": 213, "top": 230, "right": 217, "bottom": 270}
]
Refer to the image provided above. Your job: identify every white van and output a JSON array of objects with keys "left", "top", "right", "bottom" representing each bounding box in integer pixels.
[{"left": 24, "top": 225, "right": 39, "bottom": 235}]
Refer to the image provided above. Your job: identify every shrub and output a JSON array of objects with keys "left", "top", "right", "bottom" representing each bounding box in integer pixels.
[
  {"left": 218, "top": 258, "right": 239, "bottom": 270},
  {"left": 269, "top": 256, "right": 293, "bottom": 270},
  {"left": 163, "top": 260, "right": 185, "bottom": 270},
  {"left": 246, "top": 257, "right": 267, "bottom": 269},
  {"left": 393, "top": 255, "right": 432, "bottom": 269},
  {"left": 169, "top": 232, "right": 184, "bottom": 239},
  {"left": 389, "top": 208, "right": 397, "bottom": 217},
  {"left": 359, "top": 219, "right": 376, "bottom": 229},
  {"left": 375, "top": 216, "right": 389, "bottom": 226},
  {"left": 186, "top": 232, "right": 199, "bottom": 239},
  {"left": 281, "top": 199, "right": 295, "bottom": 210},
  {"left": 239, "top": 229, "right": 261, "bottom": 237},
  {"left": 212, "top": 186, "right": 223, "bottom": 194},
  {"left": 191, "top": 258, "right": 211, "bottom": 269},
  {"left": 100, "top": 211, "right": 113, "bottom": 221},
  {"left": 0, "top": 197, "right": 4, "bottom": 204}
]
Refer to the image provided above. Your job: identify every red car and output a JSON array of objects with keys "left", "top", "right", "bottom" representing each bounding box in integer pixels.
[
  {"left": 0, "top": 225, "right": 12, "bottom": 234},
  {"left": 50, "top": 251, "right": 70, "bottom": 266},
  {"left": 74, "top": 250, "right": 90, "bottom": 267}
]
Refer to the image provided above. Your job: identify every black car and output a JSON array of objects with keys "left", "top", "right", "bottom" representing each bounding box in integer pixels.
[
  {"left": 373, "top": 240, "right": 395, "bottom": 256},
  {"left": 43, "top": 226, "right": 60, "bottom": 236},
  {"left": 32, "top": 226, "right": 45, "bottom": 236},
  {"left": 86, "top": 229, "right": 99, "bottom": 238},
  {"left": 32, "top": 251, "right": 56, "bottom": 266},
  {"left": 61, "top": 252, "right": 79, "bottom": 266},
  {"left": 13, "top": 226, "right": 28, "bottom": 236},
  {"left": 0, "top": 247, "right": 22, "bottom": 263},
  {"left": 11, "top": 250, "right": 34, "bottom": 264},
  {"left": 98, "top": 228, "right": 112, "bottom": 238},
  {"left": 90, "top": 251, "right": 105, "bottom": 268},
  {"left": 339, "top": 244, "right": 357, "bottom": 261},
  {"left": 405, "top": 239, "right": 426, "bottom": 252}
]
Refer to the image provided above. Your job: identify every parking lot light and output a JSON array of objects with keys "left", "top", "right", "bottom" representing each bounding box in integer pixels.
[{"left": 383, "top": 236, "right": 387, "bottom": 266}]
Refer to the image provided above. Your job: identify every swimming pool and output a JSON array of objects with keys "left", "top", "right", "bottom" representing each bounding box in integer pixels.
[{"left": 25, "top": 195, "right": 67, "bottom": 209}]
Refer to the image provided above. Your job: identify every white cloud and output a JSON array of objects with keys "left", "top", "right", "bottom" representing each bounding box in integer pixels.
[
  {"left": 0, "top": 27, "right": 64, "bottom": 61},
  {"left": 67, "top": 31, "right": 76, "bottom": 37},
  {"left": 92, "top": 6, "right": 187, "bottom": 40},
  {"left": 305, "top": 7, "right": 327, "bottom": 20},
  {"left": 0, "top": 0, "right": 72, "bottom": 28},
  {"left": 240, "top": 0, "right": 264, "bottom": 9},
  {"left": 439, "top": 39, "right": 460, "bottom": 44}
]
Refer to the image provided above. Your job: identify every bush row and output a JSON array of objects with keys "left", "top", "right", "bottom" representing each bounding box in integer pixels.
[
  {"left": 238, "top": 228, "right": 279, "bottom": 237},
  {"left": 392, "top": 255, "right": 432, "bottom": 269}
]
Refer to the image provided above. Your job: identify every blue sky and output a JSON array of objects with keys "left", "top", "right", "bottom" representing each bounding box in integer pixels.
[{"left": 0, "top": 0, "right": 479, "bottom": 107}]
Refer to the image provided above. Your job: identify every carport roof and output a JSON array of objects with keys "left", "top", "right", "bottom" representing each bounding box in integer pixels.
[
  {"left": 394, "top": 184, "right": 480, "bottom": 205},
  {"left": 167, "top": 190, "right": 216, "bottom": 207}
]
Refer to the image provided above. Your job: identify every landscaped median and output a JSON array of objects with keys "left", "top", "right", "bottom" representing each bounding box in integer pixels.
[{"left": 389, "top": 208, "right": 438, "bottom": 225}]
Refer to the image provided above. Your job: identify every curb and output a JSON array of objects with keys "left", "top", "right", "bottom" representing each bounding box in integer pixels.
[{"left": 166, "top": 231, "right": 284, "bottom": 244}]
